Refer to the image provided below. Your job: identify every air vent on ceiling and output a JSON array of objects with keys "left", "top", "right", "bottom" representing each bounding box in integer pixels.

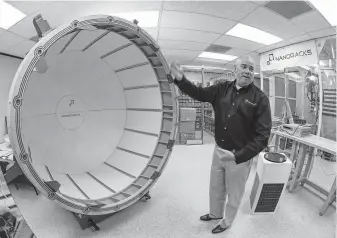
[
  {"left": 205, "top": 44, "right": 231, "bottom": 54},
  {"left": 265, "top": 1, "right": 313, "bottom": 20}
]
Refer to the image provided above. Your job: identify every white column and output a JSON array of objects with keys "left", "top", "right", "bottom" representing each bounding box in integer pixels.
[{"left": 269, "top": 76, "right": 276, "bottom": 117}]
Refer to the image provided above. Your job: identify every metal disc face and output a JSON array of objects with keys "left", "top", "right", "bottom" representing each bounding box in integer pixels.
[{"left": 7, "top": 15, "right": 178, "bottom": 215}]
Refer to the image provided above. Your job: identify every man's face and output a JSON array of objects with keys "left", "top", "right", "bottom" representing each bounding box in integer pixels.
[{"left": 234, "top": 58, "right": 255, "bottom": 87}]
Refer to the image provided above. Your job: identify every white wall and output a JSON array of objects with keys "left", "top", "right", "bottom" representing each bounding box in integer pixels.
[{"left": 0, "top": 55, "right": 22, "bottom": 143}]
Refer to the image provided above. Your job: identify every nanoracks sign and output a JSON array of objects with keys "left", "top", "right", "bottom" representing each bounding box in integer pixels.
[{"left": 260, "top": 41, "right": 318, "bottom": 71}]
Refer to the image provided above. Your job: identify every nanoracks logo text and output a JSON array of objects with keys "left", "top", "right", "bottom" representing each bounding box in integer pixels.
[{"left": 267, "top": 49, "right": 312, "bottom": 65}]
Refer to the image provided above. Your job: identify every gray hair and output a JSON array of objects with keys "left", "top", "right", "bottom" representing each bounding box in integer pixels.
[{"left": 235, "top": 55, "right": 255, "bottom": 67}]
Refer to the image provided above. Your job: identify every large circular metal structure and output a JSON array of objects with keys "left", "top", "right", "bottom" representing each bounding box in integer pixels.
[{"left": 7, "top": 15, "right": 178, "bottom": 215}]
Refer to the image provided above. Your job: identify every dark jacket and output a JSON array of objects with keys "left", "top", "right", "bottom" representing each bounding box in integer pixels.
[{"left": 174, "top": 76, "right": 272, "bottom": 164}]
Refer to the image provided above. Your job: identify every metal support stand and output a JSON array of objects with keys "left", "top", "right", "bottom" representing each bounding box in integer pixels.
[
  {"left": 73, "top": 212, "right": 114, "bottom": 231},
  {"left": 4, "top": 162, "right": 22, "bottom": 184},
  {"left": 140, "top": 191, "right": 151, "bottom": 201},
  {"left": 4, "top": 158, "right": 39, "bottom": 195},
  {"left": 73, "top": 191, "right": 152, "bottom": 231}
]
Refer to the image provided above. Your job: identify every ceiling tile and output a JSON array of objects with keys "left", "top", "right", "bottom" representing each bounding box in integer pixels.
[
  {"left": 308, "top": 27, "right": 336, "bottom": 38},
  {"left": 264, "top": 1, "right": 313, "bottom": 19},
  {"left": 142, "top": 28, "right": 158, "bottom": 41},
  {"left": 256, "top": 33, "right": 313, "bottom": 53},
  {"left": 291, "top": 10, "right": 331, "bottom": 32},
  {"left": 159, "top": 28, "right": 220, "bottom": 43},
  {"left": 192, "top": 58, "right": 229, "bottom": 69},
  {"left": 241, "top": 7, "right": 306, "bottom": 39},
  {"left": 214, "top": 34, "right": 265, "bottom": 51},
  {"left": 8, "top": 15, "right": 40, "bottom": 39},
  {"left": 8, "top": 2, "right": 76, "bottom": 39},
  {"left": 194, "top": 57, "right": 230, "bottom": 66},
  {"left": 160, "top": 11, "right": 236, "bottom": 34},
  {"left": 250, "top": 1, "right": 269, "bottom": 6},
  {"left": 249, "top": 52, "right": 260, "bottom": 63},
  {"left": 2, "top": 40, "right": 36, "bottom": 58},
  {"left": 6, "top": 1, "right": 52, "bottom": 15},
  {"left": 284, "top": 33, "right": 313, "bottom": 45},
  {"left": 158, "top": 40, "right": 209, "bottom": 51},
  {"left": 0, "top": 31, "right": 26, "bottom": 52},
  {"left": 225, "top": 48, "right": 251, "bottom": 56},
  {"left": 65, "top": 1, "right": 162, "bottom": 17},
  {"left": 163, "top": 1, "right": 258, "bottom": 22},
  {"left": 163, "top": 49, "right": 202, "bottom": 63},
  {"left": 163, "top": 49, "right": 201, "bottom": 58}
]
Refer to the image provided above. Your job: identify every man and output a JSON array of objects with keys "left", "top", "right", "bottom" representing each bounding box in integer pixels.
[{"left": 171, "top": 56, "right": 272, "bottom": 234}]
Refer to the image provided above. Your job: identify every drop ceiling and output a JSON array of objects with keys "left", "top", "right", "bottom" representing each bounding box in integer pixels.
[{"left": 0, "top": 0, "right": 336, "bottom": 71}]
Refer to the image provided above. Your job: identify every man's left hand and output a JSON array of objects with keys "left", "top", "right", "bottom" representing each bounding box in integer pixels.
[{"left": 222, "top": 149, "right": 236, "bottom": 162}]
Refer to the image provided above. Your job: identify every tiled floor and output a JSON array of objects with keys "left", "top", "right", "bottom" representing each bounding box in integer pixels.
[
  {"left": 203, "top": 131, "right": 215, "bottom": 144},
  {"left": 8, "top": 143, "right": 336, "bottom": 238}
]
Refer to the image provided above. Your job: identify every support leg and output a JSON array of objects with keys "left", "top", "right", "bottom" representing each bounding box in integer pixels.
[
  {"left": 288, "top": 144, "right": 307, "bottom": 192},
  {"left": 88, "top": 218, "right": 100, "bottom": 231},
  {"left": 319, "top": 177, "right": 336, "bottom": 216},
  {"left": 144, "top": 192, "right": 151, "bottom": 200},
  {"left": 301, "top": 147, "right": 315, "bottom": 186},
  {"left": 140, "top": 191, "right": 151, "bottom": 201}
]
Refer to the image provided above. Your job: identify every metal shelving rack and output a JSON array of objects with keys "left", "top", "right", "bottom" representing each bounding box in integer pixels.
[
  {"left": 176, "top": 81, "right": 204, "bottom": 145},
  {"left": 202, "top": 69, "right": 235, "bottom": 136},
  {"left": 174, "top": 66, "right": 235, "bottom": 143}
]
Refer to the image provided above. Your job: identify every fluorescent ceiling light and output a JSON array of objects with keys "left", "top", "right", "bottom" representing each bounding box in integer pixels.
[
  {"left": 0, "top": 0, "right": 26, "bottom": 30},
  {"left": 113, "top": 11, "right": 159, "bottom": 28},
  {"left": 198, "top": 52, "right": 237, "bottom": 61},
  {"left": 309, "top": 0, "right": 337, "bottom": 26},
  {"left": 226, "top": 23, "right": 283, "bottom": 45}
]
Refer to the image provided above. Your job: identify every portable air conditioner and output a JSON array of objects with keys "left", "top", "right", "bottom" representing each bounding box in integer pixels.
[{"left": 250, "top": 152, "right": 292, "bottom": 214}]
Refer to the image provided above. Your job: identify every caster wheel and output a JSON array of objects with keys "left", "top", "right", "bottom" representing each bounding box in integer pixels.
[
  {"left": 300, "top": 182, "right": 304, "bottom": 186},
  {"left": 91, "top": 226, "right": 100, "bottom": 232},
  {"left": 141, "top": 192, "right": 151, "bottom": 201},
  {"left": 319, "top": 213, "right": 323, "bottom": 216},
  {"left": 88, "top": 218, "right": 100, "bottom": 231}
]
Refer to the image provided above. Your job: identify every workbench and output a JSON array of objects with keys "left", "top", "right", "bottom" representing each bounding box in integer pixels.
[{"left": 272, "top": 130, "right": 336, "bottom": 216}]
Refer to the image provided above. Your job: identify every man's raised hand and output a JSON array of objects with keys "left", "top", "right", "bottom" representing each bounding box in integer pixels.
[{"left": 170, "top": 61, "right": 184, "bottom": 81}]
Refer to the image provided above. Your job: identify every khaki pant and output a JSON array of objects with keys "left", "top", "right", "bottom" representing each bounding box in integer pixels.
[{"left": 209, "top": 145, "right": 252, "bottom": 227}]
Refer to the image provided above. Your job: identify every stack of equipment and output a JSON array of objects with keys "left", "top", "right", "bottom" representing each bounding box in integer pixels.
[
  {"left": 280, "top": 124, "right": 312, "bottom": 137},
  {"left": 178, "top": 108, "right": 197, "bottom": 144}
]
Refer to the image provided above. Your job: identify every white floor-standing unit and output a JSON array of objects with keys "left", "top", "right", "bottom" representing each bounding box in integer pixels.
[{"left": 250, "top": 152, "right": 292, "bottom": 214}]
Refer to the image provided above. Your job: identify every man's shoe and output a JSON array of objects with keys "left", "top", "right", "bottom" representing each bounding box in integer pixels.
[
  {"left": 211, "top": 224, "right": 228, "bottom": 234},
  {"left": 200, "top": 214, "right": 223, "bottom": 221}
]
